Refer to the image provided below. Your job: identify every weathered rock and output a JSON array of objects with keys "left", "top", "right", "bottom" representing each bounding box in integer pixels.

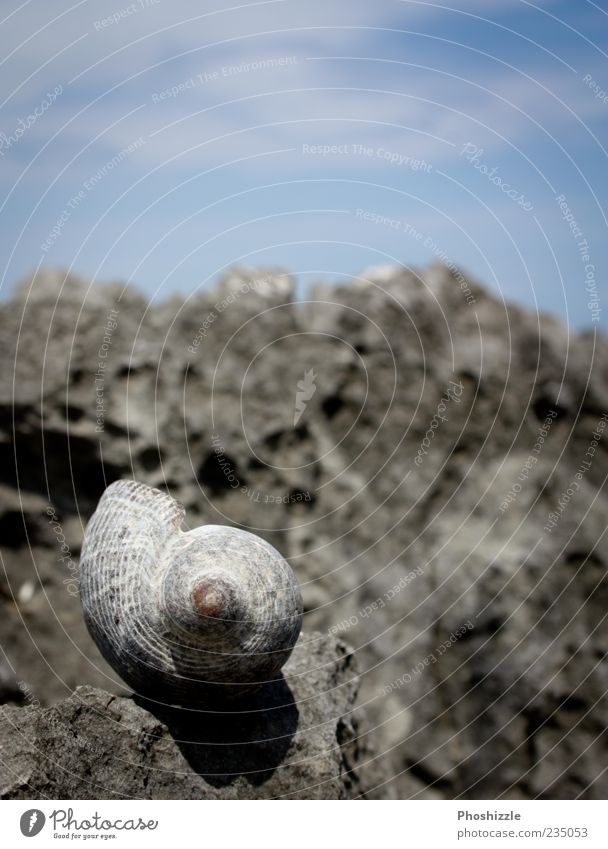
[
  {"left": 0, "top": 263, "right": 606, "bottom": 798},
  {"left": 0, "top": 633, "right": 369, "bottom": 799}
]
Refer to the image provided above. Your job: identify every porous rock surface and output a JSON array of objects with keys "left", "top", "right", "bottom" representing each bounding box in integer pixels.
[
  {"left": 0, "top": 633, "right": 367, "bottom": 799},
  {"left": 0, "top": 264, "right": 607, "bottom": 799}
]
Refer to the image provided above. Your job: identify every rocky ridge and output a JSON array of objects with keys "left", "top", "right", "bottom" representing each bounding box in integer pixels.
[{"left": 0, "top": 263, "right": 606, "bottom": 798}]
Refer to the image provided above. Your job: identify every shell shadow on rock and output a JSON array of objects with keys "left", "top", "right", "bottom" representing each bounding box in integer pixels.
[
  {"left": 136, "top": 673, "right": 299, "bottom": 788},
  {"left": 80, "top": 479, "right": 303, "bottom": 708}
]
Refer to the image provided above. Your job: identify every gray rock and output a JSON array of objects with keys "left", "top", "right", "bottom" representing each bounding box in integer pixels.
[
  {"left": 1, "top": 263, "right": 606, "bottom": 798},
  {"left": 0, "top": 633, "right": 370, "bottom": 799}
]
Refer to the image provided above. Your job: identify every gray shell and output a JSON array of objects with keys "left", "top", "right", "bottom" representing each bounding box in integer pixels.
[{"left": 80, "top": 480, "right": 303, "bottom": 707}]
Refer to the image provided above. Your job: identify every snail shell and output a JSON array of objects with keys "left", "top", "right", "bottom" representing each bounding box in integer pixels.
[{"left": 80, "top": 480, "right": 303, "bottom": 706}]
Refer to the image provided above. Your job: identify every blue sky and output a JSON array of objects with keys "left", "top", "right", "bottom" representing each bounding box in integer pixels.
[{"left": 0, "top": 0, "right": 606, "bottom": 327}]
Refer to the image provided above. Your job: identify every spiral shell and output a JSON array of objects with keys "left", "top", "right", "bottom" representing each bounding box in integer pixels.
[{"left": 80, "top": 480, "right": 303, "bottom": 706}]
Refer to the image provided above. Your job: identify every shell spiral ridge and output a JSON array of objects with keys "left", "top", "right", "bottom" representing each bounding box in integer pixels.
[{"left": 80, "top": 479, "right": 303, "bottom": 706}]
